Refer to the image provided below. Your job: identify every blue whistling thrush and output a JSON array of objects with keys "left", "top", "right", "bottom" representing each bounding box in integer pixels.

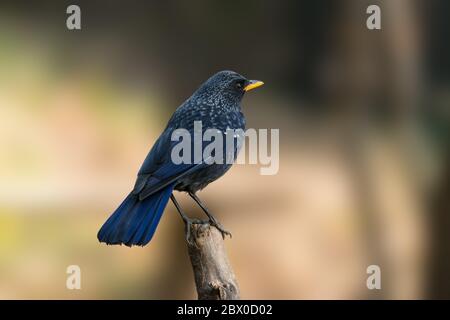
[{"left": 97, "top": 70, "right": 264, "bottom": 246}]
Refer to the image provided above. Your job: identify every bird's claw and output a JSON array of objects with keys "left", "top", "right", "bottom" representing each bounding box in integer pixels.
[
  {"left": 184, "top": 220, "right": 193, "bottom": 245},
  {"left": 183, "top": 218, "right": 208, "bottom": 245},
  {"left": 208, "top": 219, "right": 232, "bottom": 239},
  {"left": 183, "top": 217, "right": 231, "bottom": 243}
]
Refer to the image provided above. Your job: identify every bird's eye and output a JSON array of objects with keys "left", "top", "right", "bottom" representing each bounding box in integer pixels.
[{"left": 236, "top": 81, "right": 243, "bottom": 89}]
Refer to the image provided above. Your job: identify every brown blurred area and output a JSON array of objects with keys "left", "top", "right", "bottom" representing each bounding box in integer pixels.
[{"left": 0, "top": 0, "right": 449, "bottom": 299}]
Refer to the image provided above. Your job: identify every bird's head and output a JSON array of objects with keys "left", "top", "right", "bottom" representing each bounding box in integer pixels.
[{"left": 195, "top": 70, "right": 264, "bottom": 105}]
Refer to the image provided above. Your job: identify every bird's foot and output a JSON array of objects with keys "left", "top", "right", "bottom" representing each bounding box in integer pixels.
[
  {"left": 208, "top": 218, "right": 232, "bottom": 239},
  {"left": 183, "top": 217, "right": 231, "bottom": 243},
  {"left": 183, "top": 217, "right": 208, "bottom": 245},
  {"left": 186, "top": 192, "right": 232, "bottom": 239}
]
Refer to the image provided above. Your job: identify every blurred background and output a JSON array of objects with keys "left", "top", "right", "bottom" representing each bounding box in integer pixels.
[{"left": 0, "top": 0, "right": 449, "bottom": 299}]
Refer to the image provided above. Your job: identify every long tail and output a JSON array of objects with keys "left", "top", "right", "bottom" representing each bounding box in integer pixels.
[{"left": 97, "top": 184, "right": 174, "bottom": 246}]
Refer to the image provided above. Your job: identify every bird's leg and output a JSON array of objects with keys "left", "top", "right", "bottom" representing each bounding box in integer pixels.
[
  {"left": 188, "top": 192, "right": 232, "bottom": 239},
  {"left": 170, "top": 194, "right": 208, "bottom": 244}
]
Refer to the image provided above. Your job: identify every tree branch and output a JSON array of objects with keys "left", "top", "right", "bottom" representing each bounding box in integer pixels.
[{"left": 186, "top": 223, "right": 240, "bottom": 300}]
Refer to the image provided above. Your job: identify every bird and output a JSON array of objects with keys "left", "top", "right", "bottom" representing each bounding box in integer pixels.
[{"left": 97, "top": 70, "right": 264, "bottom": 246}]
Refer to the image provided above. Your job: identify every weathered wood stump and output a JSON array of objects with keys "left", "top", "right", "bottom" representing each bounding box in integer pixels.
[{"left": 186, "top": 223, "right": 240, "bottom": 300}]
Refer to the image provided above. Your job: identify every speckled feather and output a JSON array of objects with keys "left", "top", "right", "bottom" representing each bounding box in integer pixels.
[{"left": 137, "top": 70, "right": 247, "bottom": 194}]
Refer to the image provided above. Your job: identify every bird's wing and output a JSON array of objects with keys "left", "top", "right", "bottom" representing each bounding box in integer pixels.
[
  {"left": 135, "top": 161, "right": 210, "bottom": 200},
  {"left": 132, "top": 115, "right": 245, "bottom": 201},
  {"left": 131, "top": 127, "right": 211, "bottom": 201}
]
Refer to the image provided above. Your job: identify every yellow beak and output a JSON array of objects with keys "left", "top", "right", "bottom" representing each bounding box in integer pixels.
[{"left": 244, "top": 80, "right": 264, "bottom": 92}]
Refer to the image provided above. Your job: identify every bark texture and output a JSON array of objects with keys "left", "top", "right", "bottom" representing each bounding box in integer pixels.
[{"left": 186, "top": 223, "right": 240, "bottom": 300}]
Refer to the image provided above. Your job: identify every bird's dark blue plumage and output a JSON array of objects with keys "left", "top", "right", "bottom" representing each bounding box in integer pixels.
[{"left": 97, "top": 70, "right": 263, "bottom": 246}]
